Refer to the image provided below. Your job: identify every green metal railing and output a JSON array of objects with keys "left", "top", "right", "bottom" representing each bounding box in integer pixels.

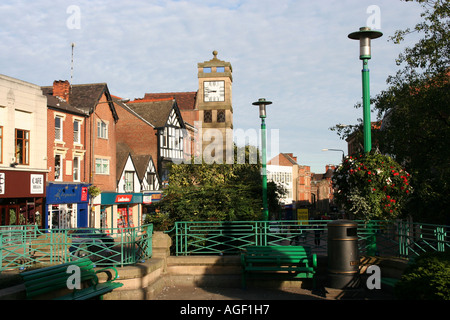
[
  {"left": 167, "top": 220, "right": 449, "bottom": 258},
  {"left": 0, "top": 224, "right": 153, "bottom": 273}
]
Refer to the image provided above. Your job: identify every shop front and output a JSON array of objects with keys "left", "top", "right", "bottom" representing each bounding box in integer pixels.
[
  {"left": 142, "top": 191, "right": 163, "bottom": 219},
  {"left": 45, "top": 182, "right": 90, "bottom": 230},
  {"left": 98, "top": 192, "right": 143, "bottom": 233},
  {"left": 0, "top": 170, "right": 46, "bottom": 227}
]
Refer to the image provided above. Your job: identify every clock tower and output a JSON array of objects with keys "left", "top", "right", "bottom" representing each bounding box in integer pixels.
[{"left": 197, "top": 51, "right": 233, "bottom": 163}]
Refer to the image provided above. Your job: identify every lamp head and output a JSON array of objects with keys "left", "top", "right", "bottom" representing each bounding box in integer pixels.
[
  {"left": 348, "top": 27, "right": 383, "bottom": 59},
  {"left": 252, "top": 98, "right": 272, "bottom": 118}
]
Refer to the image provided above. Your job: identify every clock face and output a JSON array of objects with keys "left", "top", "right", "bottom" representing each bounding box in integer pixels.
[{"left": 204, "top": 81, "right": 225, "bottom": 102}]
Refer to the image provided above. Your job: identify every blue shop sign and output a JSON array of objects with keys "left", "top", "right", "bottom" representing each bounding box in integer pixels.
[{"left": 46, "top": 183, "right": 90, "bottom": 204}]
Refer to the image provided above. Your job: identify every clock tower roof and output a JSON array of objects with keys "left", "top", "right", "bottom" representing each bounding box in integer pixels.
[{"left": 198, "top": 50, "right": 232, "bottom": 70}]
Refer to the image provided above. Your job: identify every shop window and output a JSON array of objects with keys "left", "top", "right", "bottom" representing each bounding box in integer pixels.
[
  {"left": 15, "top": 129, "right": 30, "bottom": 165},
  {"left": 48, "top": 203, "right": 77, "bottom": 229},
  {"left": 118, "top": 206, "right": 134, "bottom": 230}
]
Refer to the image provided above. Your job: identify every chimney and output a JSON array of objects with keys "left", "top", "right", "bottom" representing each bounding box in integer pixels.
[
  {"left": 53, "top": 80, "right": 70, "bottom": 102},
  {"left": 285, "top": 153, "right": 297, "bottom": 162}
]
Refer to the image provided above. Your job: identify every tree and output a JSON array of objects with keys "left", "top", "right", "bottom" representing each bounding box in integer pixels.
[
  {"left": 374, "top": 0, "right": 450, "bottom": 224},
  {"left": 145, "top": 145, "right": 285, "bottom": 230},
  {"left": 387, "top": 0, "right": 449, "bottom": 86},
  {"left": 333, "top": 0, "right": 450, "bottom": 224}
]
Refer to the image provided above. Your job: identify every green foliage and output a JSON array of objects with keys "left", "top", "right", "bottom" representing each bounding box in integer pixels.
[
  {"left": 332, "top": 152, "right": 413, "bottom": 220},
  {"left": 146, "top": 147, "right": 285, "bottom": 230},
  {"left": 332, "top": 0, "right": 450, "bottom": 224},
  {"left": 395, "top": 251, "right": 450, "bottom": 300},
  {"left": 388, "top": 0, "right": 449, "bottom": 86},
  {"left": 374, "top": 76, "right": 450, "bottom": 223},
  {"left": 88, "top": 185, "right": 101, "bottom": 198}
]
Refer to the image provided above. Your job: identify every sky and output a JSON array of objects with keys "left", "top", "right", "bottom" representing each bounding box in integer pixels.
[{"left": 0, "top": 0, "right": 425, "bottom": 173}]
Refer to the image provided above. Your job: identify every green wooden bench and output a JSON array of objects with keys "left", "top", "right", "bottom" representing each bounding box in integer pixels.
[
  {"left": 20, "top": 258, "right": 123, "bottom": 300},
  {"left": 240, "top": 245, "right": 317, "bottom": 289}
]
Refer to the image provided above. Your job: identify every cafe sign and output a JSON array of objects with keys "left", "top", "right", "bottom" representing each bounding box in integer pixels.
[{"left": 30, "top": 174, "right": 44, "bottom": 194}]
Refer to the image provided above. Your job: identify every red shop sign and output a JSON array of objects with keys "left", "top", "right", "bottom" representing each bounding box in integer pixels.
[
  {"left": 115, "top": 194, "right": 133, "bottom": 203},
  {"left": 81, "top": 187, "right": 88, "bottom": 201}
]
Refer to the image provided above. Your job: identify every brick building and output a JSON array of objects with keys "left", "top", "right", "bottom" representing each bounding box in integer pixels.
[
  {"left": 115, "top": 97, "right": 187, "bottom": 184},
  {"left": 267, "top": 153, "right": 312, "bottom": 208},
  {"left": 42, "top": 80, "right": 119, "bottom": 228},
  {"left": 268, "top": 153, "right": 336, "bottom": 218},
  {"left": 311, "top": 165, "right": 336, "bottom": 216},
  {"left": 42, "top": 81, "right": 119, "bottom": 192}
]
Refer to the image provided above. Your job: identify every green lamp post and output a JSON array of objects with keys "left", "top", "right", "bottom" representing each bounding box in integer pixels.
[
  {"left": 252, "top": 98, "right": 272, "bottom": 221},
  {"left": 348, "top": 27, "right": 382, "bottom": 153}
]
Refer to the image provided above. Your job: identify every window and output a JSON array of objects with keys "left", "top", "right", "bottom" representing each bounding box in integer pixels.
[
  {"left": 0, "top": 126, "right": 3, "bottom": 164},
  {"left": 217, "top": 110, "right": 226, "bottom": 123},
  {"left": 95, "top": 158, "right": 109, "bottom": 174},
  {"left": 55, "top": 116, "right": 63, "bottom": 141},
  {"left": 48, "top": 204, "right": 77, "bottom": 229},
  {"left": 55, "top": 154, "right": 62, "bottom": 181},
  {"left": 73, "top": 120, "right": 81, "bottom": 143},
  {"left": 168, "top": 127, "right": 174, "bottom": 149},
  {"left": 147, "top": 172, "right": 156, "bottom": 191},
  {"left": 161, "top": 127, "right": 168, "bottom": 148},
  {"left": 203, "top": 67, "right": 211, "bottom": 73},
  {"left": 97, "top": 120, "right": 108, "bottom": 139},
  {"left": 15, "top": 129, "right": 29, "bottom": 165},
  {"left": 124, "top": 171, "right": 134, "bottom": 192},
  {"left": 73, "top": 156, "right": 80, "bottom": 181},
  {"left": 204, "top": 110, "right": 212, "bottom": 123},
  {"left": 216, "top": 67, "right": 225, "bottom": 72}
]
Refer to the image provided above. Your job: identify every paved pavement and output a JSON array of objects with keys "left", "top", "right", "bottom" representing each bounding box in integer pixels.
[{"left": 154, "top": 284, "right": 396, "bottom": 300}]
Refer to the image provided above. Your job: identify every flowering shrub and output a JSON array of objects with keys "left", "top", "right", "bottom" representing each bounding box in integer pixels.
[{"left": 332, "top": 152, "right": 413, "bottom": 221}]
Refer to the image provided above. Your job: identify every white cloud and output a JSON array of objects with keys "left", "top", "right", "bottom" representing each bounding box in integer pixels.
[{"left": 0, "top": 0, "right": 425, "bottom": 172}]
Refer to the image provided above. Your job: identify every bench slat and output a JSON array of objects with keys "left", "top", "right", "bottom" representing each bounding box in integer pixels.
[
  {"left": 241, "top": 245, "right": 317, "bottom": 289},
  {"left": 55, "top": 282, "right": 123, "bottom": 300},
  {"left": 20, "top": 257, "right": 122, "bottom": 300}
]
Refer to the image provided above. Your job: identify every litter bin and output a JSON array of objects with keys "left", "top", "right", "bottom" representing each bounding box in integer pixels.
[{"left": 327, "top": 220, "right": 360, "bottom": 289}]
